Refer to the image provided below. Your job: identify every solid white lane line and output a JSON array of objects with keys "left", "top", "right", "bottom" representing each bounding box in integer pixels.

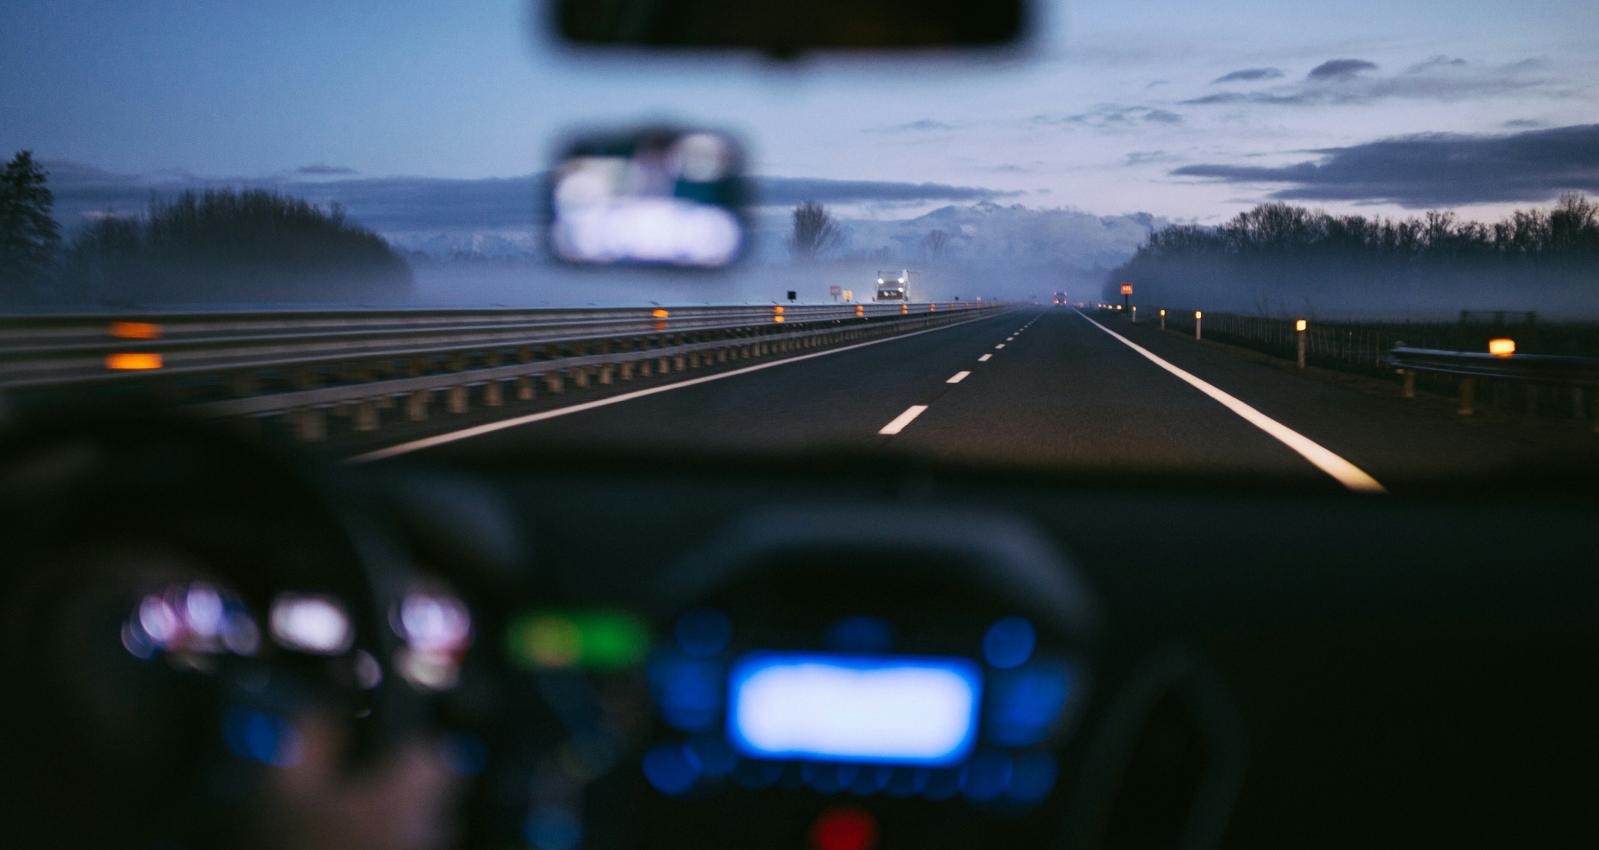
[
  {"left": 878, "top": 404, "right": 929, "bottom": 435},
  {"left": 1074, "top": 310, "right": 1385, "bottom": 493},
  {"left": 978, "top": 354, "right": 992, "bottom": 362},
  {"left": 348, "top": 312, "right": 1005, "bottom": 463},
  {"left": 995, "top": 344, "right": 1006, "bottom": 349},
  {"left": 947, "top": 371, "right": 971, "bottom": 384}
]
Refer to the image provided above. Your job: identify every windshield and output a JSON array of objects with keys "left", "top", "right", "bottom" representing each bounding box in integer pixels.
[{"left": 2, "top": 1, "right": 1596, "bottom": 486}]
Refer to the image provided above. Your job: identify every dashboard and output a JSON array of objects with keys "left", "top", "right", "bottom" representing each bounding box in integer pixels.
[{"left": 2, "top": 421, "right": 1595, "bottom": 849}]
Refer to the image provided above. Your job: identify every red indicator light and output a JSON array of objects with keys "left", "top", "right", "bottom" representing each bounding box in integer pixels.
[{"left": 810, "top": 806, "right": 878, "bottom": 850}]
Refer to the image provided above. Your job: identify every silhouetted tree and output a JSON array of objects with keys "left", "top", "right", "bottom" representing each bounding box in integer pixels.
[
  {"left": 64, "top": 188, "right": 411, "bottom": 302},
  {"left": 922, "top": 228, "right": 951, "bottom": 261},
  {"left": 789, "top": 200, "right": 842, "bottom": 260},
  {"left": 0, "top": 151, "right": 61, "bottom": 294}
]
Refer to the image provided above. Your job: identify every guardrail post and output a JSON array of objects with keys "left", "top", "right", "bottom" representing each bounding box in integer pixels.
[
  {"left": 545, "top": 373, "right": 564, "bottom": 394},
  {"left": 447, "top": 385, "right": 468, "bottom": 414},
  {"left": 1458, "top": 377, "right": 1476, "bottom": 416},
  {"left": 1401, "top": 369, "right": 1415, "bottom": 399},
  {"left": 484, "top": 380, "right": 505, "bottom": 407},
  {"left": 292, "top": 408, "right": 326, "bottom": 441},
  {"left": 406, "top": 390, "right": 429, "bottom": 421},
  {"left": 516, "top": 375, "right": 535, "bottom": 401},
  {"left": 599, "top": 364, "right": 615, "bottom": 385},
  {"left": 573, "top": 367, "right": 591, "bottom": 389},
  {"left": 354, "top": 400, "right": 379, "bottom": 432},
  {"left": 620, "top": 361, "right": 635, "bottom": 381},
  {"left": 1587, "top": 389, "right": 1599, "bottom": 433}
]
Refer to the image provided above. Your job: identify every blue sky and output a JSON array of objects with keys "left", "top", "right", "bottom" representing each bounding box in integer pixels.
[{"left": 3, "top": 0, "right": 1597, "bottom": 223}]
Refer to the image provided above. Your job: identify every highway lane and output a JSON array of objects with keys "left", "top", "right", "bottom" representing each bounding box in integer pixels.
[{"left": 350, "top": 305, "right": 1595, "bottom": 489}]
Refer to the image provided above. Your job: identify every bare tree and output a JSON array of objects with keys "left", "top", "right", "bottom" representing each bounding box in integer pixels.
[
  {"left": 789, "top": 201, "right": 842, "bottom": 260},
  {"left": 922, "top": 228, "right": 951, "bottom": 261}
]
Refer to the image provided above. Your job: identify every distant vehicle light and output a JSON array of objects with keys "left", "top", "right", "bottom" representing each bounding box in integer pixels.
[{"left": 1489, "top": 338, "right": 1516, "bottom": 357}]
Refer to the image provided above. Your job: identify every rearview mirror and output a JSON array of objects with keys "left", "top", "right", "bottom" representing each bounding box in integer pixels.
[
  {"left": 550, "top": 0, "right": 1028, "bottom": 55},
  {"left": 545, "top": 128, "right": 749, "bottom": 269}
]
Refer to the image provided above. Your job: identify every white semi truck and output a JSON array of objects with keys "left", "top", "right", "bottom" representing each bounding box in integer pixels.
[{"left": 874, "top": 269, "right": 911, "bottom": 302}]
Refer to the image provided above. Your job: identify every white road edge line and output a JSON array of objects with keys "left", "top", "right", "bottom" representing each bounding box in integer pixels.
[
  {"left": 878, "top": 404, "right": 929, "bottom": 435},
  {"left": 978, "top": 354, "right": 992, "bottom": 362},
  {"left": 1074, "top": 309, "right": 1386, "bottom": 494},
  {"left": 347, "top": 312, "right": 1005, "bottom": 463},
  {"left": 947, "top": 371, "right": 971, "bottom": 384}
]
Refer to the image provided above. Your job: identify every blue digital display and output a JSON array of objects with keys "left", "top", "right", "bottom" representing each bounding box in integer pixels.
[{"left": 727, "top": 652, "right": 982, "bottom": 766}]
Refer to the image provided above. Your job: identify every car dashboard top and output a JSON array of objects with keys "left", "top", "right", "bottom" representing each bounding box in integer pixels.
[{"left": 1, "top": 424, "right": 1594, "bottom": 850}]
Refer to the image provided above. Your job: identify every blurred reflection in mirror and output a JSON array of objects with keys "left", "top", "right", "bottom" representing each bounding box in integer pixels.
[{"left": 547, "top": 127, "right": 748, "bottom": 268}]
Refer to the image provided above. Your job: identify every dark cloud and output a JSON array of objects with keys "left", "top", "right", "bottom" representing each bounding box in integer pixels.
[
  {"left": 295, "top": 164, "right": 358, "bottom": 175},
  {"left": 1211, "top": 67, "right": 1284, "bottom": 84},
  {"left": 1307, "top": 58, "right": 1379, "bottom": 81},
  {"left": 1031, "top": 105, "right": 1182, "bottom": 128},
  {"left": 1170, "top": 123, "right": 1599, "bottom": 207},
  {"left": 754, "top": 177, "right": 1019, "bottom": 206},
  {"left": 869, "top": 119, "right": 958, "bottom": 134},
  {"left": 1501, "top": 118, "right": 1544, "bottom": 129}
]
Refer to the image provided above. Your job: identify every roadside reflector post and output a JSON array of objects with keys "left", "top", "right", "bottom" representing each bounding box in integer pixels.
[
  {"left": 1131, "top": 305, "right": 1138, "bottom": 323},
  {"left": 1458, "top": 376, "right": 1476, "bottom": 416},
  {"left": 1295, "top": 319, "right": 1307, "bottom": 369},
  {"left": 1401, "top": 369, "right": 1415, "bottom": 399},
  {"left": 773, "top": 304, "right": 785, "bottom": 324},
  {"left": 1194, "top": 311, "right": 1203, "bottom": 341},
  {"left": 1159, "top": 308, "right": 1166, "bottom": 330},
  {"left": 1488, "top": 338, "right": 1515, "bottom": 357}
]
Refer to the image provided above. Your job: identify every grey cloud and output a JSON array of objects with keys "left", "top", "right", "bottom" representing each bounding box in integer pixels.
[
  {"left": 1211, "top": 67, "right": 1284, "bottom": 84},
  {"left": 1169, "top": 123, "right": 1599, "bottom": 207},
  {"left": 1179, "top": 55, "right": 1557, "bottom": 107},
  {"left": 754, "top": 177, "right": 1019, "bottom": 206},
  {"left": 1406, "top": 55, "right": 1466, "bottom": 74},
  {"left": 869, "top": 119, "right": 959, "bottom": 134},
  {"left": 1124, "top": 150, "right": 1179, "bottom": 167},
  {"left": 1307, "top": 58, "right": 1379, "bottom": 81},
  {"left": 1502, "top": 118, "right": 1543, "bottom": 129},
  {"left": 295, "top": 164, "right": 358, "bottom": 175},
  {"left": 42, "top": 163, "right": 1021, "bottom": 232},
  {"left": 1031, "top": 104, "right": 1182, "bottom": 128}
]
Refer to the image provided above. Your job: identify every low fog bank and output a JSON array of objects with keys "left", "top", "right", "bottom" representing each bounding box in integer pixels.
[{"left": 1103, "top": 259, "right": 1599, "bottom": 322}]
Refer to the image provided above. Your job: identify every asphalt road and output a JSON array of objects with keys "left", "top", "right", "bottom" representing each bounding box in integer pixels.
[{"left": 353, "top": 307, "right": 1597, "bottom": 490}]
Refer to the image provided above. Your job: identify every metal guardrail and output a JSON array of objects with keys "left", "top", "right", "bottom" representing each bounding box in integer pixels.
[
  {"left": 0, "top": 301, "right": 1006, "bottom": 440},
  {"left": 1386, "top": 347, "right": 1599, "bottom": 426}
]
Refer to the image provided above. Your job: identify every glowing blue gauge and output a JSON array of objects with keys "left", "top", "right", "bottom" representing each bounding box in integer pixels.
[
  {"left": 647, "top": 653, "right": 724, "bottom": 732},
  {"left": 982, "top": 617, "right": 1036, "bottom": 669},
  {"left": 727, "top": 652, "right": 982, "bottom": 766},
  {"left": 985, "top": 662, "right": 1073, "bottom": 748}
]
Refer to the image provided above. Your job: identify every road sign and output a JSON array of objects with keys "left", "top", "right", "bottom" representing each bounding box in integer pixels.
[
  {"left": 1120, "top": 283, "right": 1133, "bottom": 296},
  {"left": 829, "top": 285, "right": 842, "bottom": 301}
]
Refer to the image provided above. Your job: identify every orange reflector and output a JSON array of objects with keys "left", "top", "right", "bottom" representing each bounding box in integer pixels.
[
  {"left": 900, "top": 304, "right": 908, "bottom": 314},
  {"left": 774, "top": 315, "right": 785, "bottom": 324},
  {"left": 1295, "top": 319, "right": 1307, "bottom": 332},
  {"left": 855, "top": 305, "right": 864, "bottom": 316},
  {"left": 106, "top": 352, "right": 163, "bottom": 370},
  {"left": 773, "top": 305, "right": 785, "bottom": 314},
  {"left": 929, "top": 304, "right": 937, "bottom": 312},
  {"left": 1488, "top": 338, "right": 1515, "bottom": 357},
  {"left": 108, "top": 321, "right": 162, "bottom": 340},
  {"left": 651, "top": 308, "right": 669, "bottom": 319}
]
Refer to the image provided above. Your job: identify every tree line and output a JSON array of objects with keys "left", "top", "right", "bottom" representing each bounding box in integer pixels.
[
  {"left": 1106, "top": 196, "right": 1599, "bottom": 315},
  {"left": 0, "top": 151, "right": 411, "bottom": 305}
]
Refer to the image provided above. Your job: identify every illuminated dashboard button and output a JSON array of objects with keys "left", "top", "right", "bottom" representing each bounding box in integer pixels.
[{"left": 810, "top": 806, "right": 879, "bottom": 850}]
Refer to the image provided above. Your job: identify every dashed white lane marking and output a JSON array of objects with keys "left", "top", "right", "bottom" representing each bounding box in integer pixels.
[
  {"left": 978, "top": 354, "right": 992, "bottom": 362},
  {"left": 878, "top": 404, "right": 929, "bottom": 435},
  {"left": 1006, "top": 336, "right": 1015, "bottom": 341},
  {"left": 347, "top": 311, "right": 1007, "bottom": 462},
  {"left": 1074, "top": 310, "right": 1386, "bottom": 494},
  {"left": 995, "top": 344, "right": 1006, "bottom": 350},
  {"left": 947, "top": 371, "right": 971, "bottom": 384}
]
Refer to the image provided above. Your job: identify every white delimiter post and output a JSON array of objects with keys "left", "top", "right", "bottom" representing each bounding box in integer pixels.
[{"left": 1194, "top": 311, "right": 1203, "bottom": 340}]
